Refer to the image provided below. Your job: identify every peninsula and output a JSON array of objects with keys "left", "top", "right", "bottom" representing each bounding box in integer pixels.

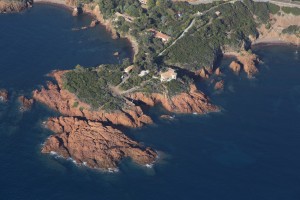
[{"left": 1, "top": 0, "right": 300, "bottom": 171}]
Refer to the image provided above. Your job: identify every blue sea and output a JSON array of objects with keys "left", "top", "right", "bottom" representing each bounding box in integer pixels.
[{"left": 0, "top": 4, "right": 300, "bottom": 200}]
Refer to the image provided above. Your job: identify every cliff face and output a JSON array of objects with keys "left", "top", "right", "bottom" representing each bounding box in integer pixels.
[
  {"left": 33, "top": 71, "right": 152, "bottom": 128},
  {"left": 42, "top": 117, "right": 157, "bottom": 170},
  {"left": 254, "top": 13, "right": 300, "bottom": 45},
  {"left": 0, "top": 0, "right": 31, "bottom": 13},
  {"left": 127, "top": 85, "right": 219, "bottom": 114}
]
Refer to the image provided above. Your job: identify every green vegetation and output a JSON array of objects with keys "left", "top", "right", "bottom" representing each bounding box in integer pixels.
[
  {"left": 282, "top": 25, "right": 300, "bottom": 35},
  {"left": 281, "top": 6, "right": 300, "bottom": 15},
  {"left": 63, "top": 0, "right": 300, "bottom": 110},
  {"left": 63, "top": 64, "right": 125, "bottom": 111},
  {"left": 72, "top": 101, "right": 79, "bottom": 108},
  {"left": 166, "top": 1, "right": 259, "bottom": 71}
]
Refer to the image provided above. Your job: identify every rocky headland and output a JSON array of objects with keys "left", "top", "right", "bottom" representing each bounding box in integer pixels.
[
  {"left": 33, "top": 70, "right": 218, "bottom": 170},
  {"left": 42, "top": 117, "right": 157, "bottom": 170},
  {"left": 33, "top": 71, "right": 153, "bottom": 128}
]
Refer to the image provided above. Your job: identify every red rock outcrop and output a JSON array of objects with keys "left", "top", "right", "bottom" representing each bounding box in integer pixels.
[
  {"left": 197, "top": 68, "right": 210, "bottom": 79},
  {"left": 236, "top": 52, "right": 259, "bottom": 78},
  {"left": 214, "top": 80, "right": 224, "bottom": 91},
  {"left": 227, "top": 51, "right": 259, "bottom": 78},
  {"left": 42, "top": 117, "right": 157, "bottom": 170},
  {"left": 0, "top": 89, "right": 8, "bottom": 102},
  {"left": 18, "top": 96, "right": 34, "bottom": 112},
  {"left": 229, "top": 61, "right": 241, "bottom": 74},
  {"left": 215, "top": 67, "right": 221, "bottom": 76},
  {"left": 90, "top": 19, "right": 99, "bottom": 27},
  {"left": 127, "top": 85, "right": 219, "bottom": 114},
  {"left": 33, "top": 71, "right": 152, "bottom": 128},
  {"left": 0, "top": 0, "right": 30, "bottom": 13},
  {"left": 35, "top": 70, "right": 218, "bottom": 170}
]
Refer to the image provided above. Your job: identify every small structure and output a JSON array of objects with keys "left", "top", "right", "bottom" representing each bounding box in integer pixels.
[
  {"left": 124, "top": 65, "right": 134, "bottom": 74},
  {"left": 160, "top": 68, "right": 177, "bottom": 82},
  {"left": 139, "top": 0, "right": 148, "bottom": 5},
  {"left": 139, "top": 70, "right": 149, "bottom": 77},
  {"left": 215, "top": 11, "right": 221, "bottom": 16},
  {"left": 148, "top": 29, "right": 171, "bottom": 43}
]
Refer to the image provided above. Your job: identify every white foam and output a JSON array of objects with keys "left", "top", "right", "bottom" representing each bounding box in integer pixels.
[
  {"left": 145, "top": 164, "right": 153, "bottom": 168},
  {"left": 67, "top": 157, "right": 77, "bottom": 164},
  {"left": 108, "top": 168, "right": 119, "bottom": 173}
]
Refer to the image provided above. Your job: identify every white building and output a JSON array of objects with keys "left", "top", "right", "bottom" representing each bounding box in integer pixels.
[
  {"left": 139, "top": 70, "right": 149, "bottom": 77},
  {"left": 160, "top": 68, "right": 177, "bottom": 82}
]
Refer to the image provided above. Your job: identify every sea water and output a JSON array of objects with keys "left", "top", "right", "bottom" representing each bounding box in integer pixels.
[{"left": 0, "top": 4, "right": 300, "bottom": 200}]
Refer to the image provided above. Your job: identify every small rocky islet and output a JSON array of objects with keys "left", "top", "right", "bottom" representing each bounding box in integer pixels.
[{"left": 1, "top": 0, "right": 300, "bottom": 171}]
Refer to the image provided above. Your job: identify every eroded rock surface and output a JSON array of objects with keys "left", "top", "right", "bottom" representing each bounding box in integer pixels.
[
  {"left": 0, "top": 0, "right": 31, "bottom": 13},
  {"left": 33, "top": 71, "right": 152, "bottom": 128},
  {"left": 18, "top": 96, "right": 34, "bottom": 112},
  {"left": 229, "top": 61, "right": 241, "bottom": 74},
  {"left": 42, "top": 117, "right": 157, "bottom": 170},
  {"left": 128, "top": 85, "right": 219, "bottom": 114},
  {"left": 237, "top": 52, "right": 259, "bottom": 78},
  {"left": 214, "top": 80, "right": 224, "bottom": 91}
]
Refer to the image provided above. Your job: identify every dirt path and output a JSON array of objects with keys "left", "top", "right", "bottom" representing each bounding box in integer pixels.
[{"left": 158, "top": 0, "right": 234, "bottom": 56}]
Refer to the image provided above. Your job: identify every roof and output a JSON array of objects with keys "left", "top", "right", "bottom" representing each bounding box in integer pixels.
[
  {"left": 124, "top": 65, "right": 134, "bottom": 73},
  {"left": 160, "top": 68, "right": 177, "bottom": 79},
  {"left": 148, "top": 29, "right": 171, "bottom": 41}
]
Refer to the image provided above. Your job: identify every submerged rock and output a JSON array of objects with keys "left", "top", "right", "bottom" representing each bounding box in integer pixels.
[
  {"left": 0, "top": 89, "right": 8, "bottom": 102},
  {"left": 42, "top": 117, "right": 157, "bottom": 170},
  {"left": 18, "top": 95, "right": 34, "bottom": 112},
  {"left": 160, "top": 114, "right": 175, "bottom": 120},
  {"left": 214, "top": 80, "right": 225, "bottom": 91}
]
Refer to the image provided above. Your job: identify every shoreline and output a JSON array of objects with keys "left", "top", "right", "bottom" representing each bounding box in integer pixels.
[
  {"left": 33, "top": 0, "right": 137, "bottom": 59},
  {"left": 34, "top": 0, "right": 73, "bottom": 10}
]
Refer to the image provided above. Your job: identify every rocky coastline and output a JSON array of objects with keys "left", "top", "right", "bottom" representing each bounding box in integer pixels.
[
  {"left": 42, "top": 117, "right": 157, "bottom": 170},
  {"left": 0, "top": 0, "right": 32, "bottom": 13},
  {"left": 18, "top": 96, "right": 34, "bottom": 112},
  {"left": 33, "top": 70, "right": 219, "bottom": 170}
]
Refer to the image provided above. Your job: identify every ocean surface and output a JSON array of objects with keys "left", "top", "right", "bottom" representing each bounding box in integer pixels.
[{"left": 0, "top": 4, "right": 300, "bottom": 200}]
